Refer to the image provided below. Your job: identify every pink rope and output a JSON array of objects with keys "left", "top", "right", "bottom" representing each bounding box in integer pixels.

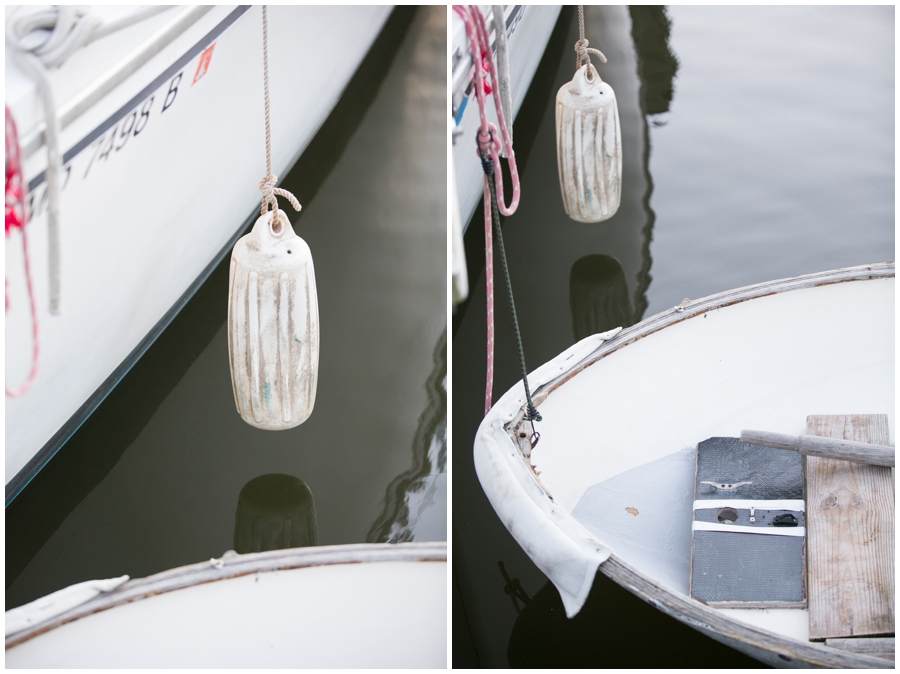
[
  {"left": 6, "top": 227, "right": 40, "bottom": 397},
  {"left": 482, "top": 176, "right": 494, "bottom": 413},
  {"left": 5, "top": 106, "right": 40, "bottom": 397},
  {"left": 454, "top": 4, "right": 521, "bottom": 415},
  {"left": 454, "top": 5, "right": 520, "bottom": 216}
]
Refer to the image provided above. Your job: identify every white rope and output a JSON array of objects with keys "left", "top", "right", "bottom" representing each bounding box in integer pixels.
[
  {"left": 6, "top": 47, "right": 63, "bottom": 314},
  {"left": 259, "top": 6, "right": 301, "bottom": 218},
  {"left": 6, "top": 5, "right": 177, "bottom": 314},
  {"left": 490, "top": 6, "right": 512, "bottom": 153},
  {"left": 575, "top": 5, "right": 607, "bottom": 71}
]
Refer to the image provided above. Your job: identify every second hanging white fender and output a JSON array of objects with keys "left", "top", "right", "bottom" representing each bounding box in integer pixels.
[
  {"left": 556, "top": 62, "right": 622, "bottom": 223},
  {"left": 228, "top": 209, "right": 319, "bottom": 430}
]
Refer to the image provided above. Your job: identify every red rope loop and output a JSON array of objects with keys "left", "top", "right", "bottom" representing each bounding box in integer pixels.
[
  {"left": 454, "top": 5, "right": 523, "bottom": 414},
  {"left": 454, "top": 5, "right": 520, "bottom": 216}
]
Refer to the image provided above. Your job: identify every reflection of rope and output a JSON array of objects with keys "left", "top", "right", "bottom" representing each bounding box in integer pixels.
[
  {"left": 259, "top": 6, "right": 301, "bottom": 218},
  {"left": 498, "top": 561, "right": 534, "bottom": 614},
  {"left": 575, "top": 5, "right": 607, "bottom": 71}
]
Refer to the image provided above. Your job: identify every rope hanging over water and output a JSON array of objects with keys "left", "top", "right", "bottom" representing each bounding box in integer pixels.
[
  {"left": 455, "top": 5, "right": 540, "bottom": 427},
  {"left": 575, "top": 5, "right": 607, "bottom": 71},
  {"left": 259, "top": 5, "right": 301, "bottom": 218},
  {"left": 484, "top": 157, "right": 540, "bottom": 424}
]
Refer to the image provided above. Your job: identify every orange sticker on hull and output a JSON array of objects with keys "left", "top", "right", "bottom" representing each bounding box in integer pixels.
[{"left": 192, "top": 44, "right": 216, "bottom": 85}]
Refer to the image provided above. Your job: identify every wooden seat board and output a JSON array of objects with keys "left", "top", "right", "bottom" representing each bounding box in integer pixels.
[{"left": 805, "top": 414, "right": 894, "bottom": 640}]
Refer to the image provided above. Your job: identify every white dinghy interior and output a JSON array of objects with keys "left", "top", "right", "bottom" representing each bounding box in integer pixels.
[
  {"left": 5, "top": 542, "right": 447, "bottom": 668},
  {"left": 475, "top": 262, "right": 894, "bottom": 668}
]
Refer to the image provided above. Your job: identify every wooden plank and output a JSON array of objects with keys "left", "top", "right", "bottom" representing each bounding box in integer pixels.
[
  {"left": 806, "top": 414, "right": 894, "bottom": 640},
  {"left": 826, "top": 637, "right": 894, "bottom": 660}
]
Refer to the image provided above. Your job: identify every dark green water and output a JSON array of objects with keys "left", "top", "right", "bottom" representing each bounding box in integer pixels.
[
  {"left": 453, "top": 5, "right": 893, "bottom": 668},
  {"left": 7, "top": 6, "right": 446, "bottom": 611}
]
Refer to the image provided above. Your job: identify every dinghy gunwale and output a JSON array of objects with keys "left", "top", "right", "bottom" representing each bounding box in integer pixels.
[
  {"left": 5, "top": 541, "right": 447, "bottom": 649},
  {"left": 474, "top": 262, "right": 894, "bottom": 668},
  {"left": 600, "top": 554, "right": 893, "bottom": 668}
]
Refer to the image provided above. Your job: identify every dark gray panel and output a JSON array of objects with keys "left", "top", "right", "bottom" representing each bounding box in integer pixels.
[
  {"left": 690, "top": 437, "right": 806, "bottom": 605},
  {"left": 695, "top": 437, "right": 803, "bottom": 501},
  {"left": 691, "top": 531, "right": 805, "bottom": 603}
]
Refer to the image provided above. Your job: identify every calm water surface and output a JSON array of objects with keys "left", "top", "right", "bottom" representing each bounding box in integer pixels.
[
  {"left": 453, "top": 5, "right": 892, "bottom": 667},
  {"left": 7, "top": 6, "right": 446, "bottom": 610}
]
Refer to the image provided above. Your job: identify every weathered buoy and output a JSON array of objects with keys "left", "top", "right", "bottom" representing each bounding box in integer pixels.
[
  {"left": 556, "top": 63, "right": 622, "bottom": 223},
  {"left": 228, "top": 209, "right": 319, "bottom": 430}
]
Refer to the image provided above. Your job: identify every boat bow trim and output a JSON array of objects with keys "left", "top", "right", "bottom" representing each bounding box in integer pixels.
[{"left": 474, "top": 328, "right": 622, "bottom": 616}]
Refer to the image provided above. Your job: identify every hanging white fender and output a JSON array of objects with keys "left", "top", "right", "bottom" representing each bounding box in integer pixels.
[
  {"left": 228, "top": 209, "right": 319, "bottom": 430},
  {"left": 556, "top": 63, "right": 622, "bottom": 223}
]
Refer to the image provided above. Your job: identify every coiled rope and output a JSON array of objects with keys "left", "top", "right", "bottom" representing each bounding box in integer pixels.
[
  {"left": 455, "top": 5, "right": 540, "bottom": 426},
  {"left": 259, "top": 6, "right": 301, "bottom": 219}
]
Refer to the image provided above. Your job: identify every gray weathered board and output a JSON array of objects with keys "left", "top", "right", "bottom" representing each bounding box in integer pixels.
[
  {"left": 825, "top": 636, "right": 894, "bottom": 660},
  {"left": 689, "top": 437, "right": 806, "bottom": 608},
  {"left": 806, "top": 414, "right": 894, "bottom": 640}
]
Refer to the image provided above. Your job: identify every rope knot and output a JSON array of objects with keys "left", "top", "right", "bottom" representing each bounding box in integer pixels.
[
  {"left": 574, "top": 38, "right": 607, "bottom": 70},
  {"left": 259, "top": 173, "right": 301, "bottom": 216},
  {"left": 476, "top": 124, "right": 501, "bottom": 162},
  {"left": 259, "top": 173, "right": 278, "bottom": 204},
  {"left": 575, "top": 38, "right": 590, "bottom": 65}
]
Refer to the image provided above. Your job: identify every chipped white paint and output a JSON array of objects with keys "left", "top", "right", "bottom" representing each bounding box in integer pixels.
[
  {"left": 228, "top": 209, "right": 318, "bottom": 430},
  {"left": 556, "top": 63, "right": 622, "bottom": 222}
]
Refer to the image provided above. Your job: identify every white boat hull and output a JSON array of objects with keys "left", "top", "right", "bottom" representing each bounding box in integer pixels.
[
  {"left": 451, "top": 5, "right": 561, "bottom": 229},
  {"left": 475, "top": 263, "right": 894, "bottom": 668},
  {"left": 5, "top": 6, "right": 392, "bottom": 494}
]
